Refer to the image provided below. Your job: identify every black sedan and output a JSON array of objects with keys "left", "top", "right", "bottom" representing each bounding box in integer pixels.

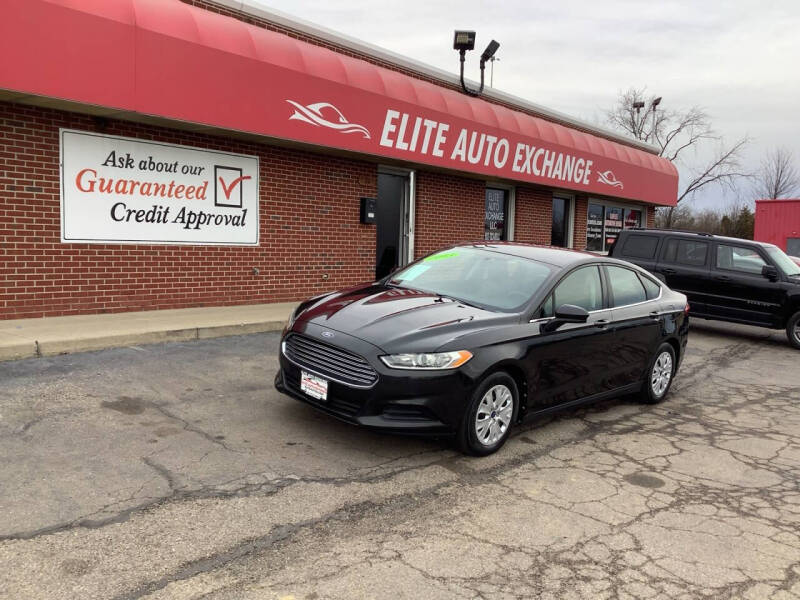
[{"left": 275, "top": 243, "right": 689, "bottom": 455}]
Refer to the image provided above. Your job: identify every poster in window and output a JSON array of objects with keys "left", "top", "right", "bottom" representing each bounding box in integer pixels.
[
  {"left": 604, "top": 206, "right": 624, "bottom": 248},
  {"left": 586, "top": 203, "right": 604, "bottom": 251},
  {"left": 624, "top": 208, "right": 642, "bottom": 229},
  {"left": 484, "top": 189, "right": 507, "bottom": 241}
]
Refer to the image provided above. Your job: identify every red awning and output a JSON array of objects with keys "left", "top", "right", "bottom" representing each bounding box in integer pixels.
[{"left": 1, "top": 0, "right": 678, "bottom": 205}]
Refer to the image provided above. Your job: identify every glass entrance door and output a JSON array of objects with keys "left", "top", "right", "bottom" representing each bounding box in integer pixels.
[
  {"left": 551, "top": 196, "right": 570, "bottom": 247},
  {"left": 375, "top": 172, "right": 410, "bottom": 279}
]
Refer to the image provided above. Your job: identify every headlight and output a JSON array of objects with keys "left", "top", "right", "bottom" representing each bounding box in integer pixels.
[
  {"left": 380, "top": 351, "right": 473, "bottom": 370},
  {"left": 283, "top": 306, "right": 299, "bottom": 335}
]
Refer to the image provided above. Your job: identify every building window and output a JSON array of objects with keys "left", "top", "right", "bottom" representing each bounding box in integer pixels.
[
  {"left": 485, "top": 188, "right": 509, "bottom": 241},
  {"left": 625, "top": 208, "right": 642, "bottom": 229},
  {"left": 586, "top": 201, "right": 644, "bottom": 253},
  {"left": 551, "top": 196, "right": 572, "bottom": 248}
]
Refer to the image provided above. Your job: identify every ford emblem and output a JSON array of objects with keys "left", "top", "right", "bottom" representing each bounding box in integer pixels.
[{"left": 320, "top": 331, "right": 335, "bottom": 338}]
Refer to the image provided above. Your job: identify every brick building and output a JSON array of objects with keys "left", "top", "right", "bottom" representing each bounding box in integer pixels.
[{"left": 0, "top": 0, "right": 678, "bottom": 320}]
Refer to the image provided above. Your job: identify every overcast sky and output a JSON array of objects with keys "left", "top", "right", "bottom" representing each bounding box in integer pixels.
[{"left": 256, "top": 0, "right": 800, "bottom": 208}]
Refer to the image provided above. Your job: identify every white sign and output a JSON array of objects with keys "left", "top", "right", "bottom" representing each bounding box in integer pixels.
[{"left": 60, "top": 129, "right": 259, "bottom": 245}]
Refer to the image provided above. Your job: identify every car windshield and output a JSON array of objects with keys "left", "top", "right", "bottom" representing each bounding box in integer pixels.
[
  {"left": 765, "top": 247, "right": 800, "bottom": 276},
  {"left": 389, "top": 247, "right": 554, "bottom": 311}
]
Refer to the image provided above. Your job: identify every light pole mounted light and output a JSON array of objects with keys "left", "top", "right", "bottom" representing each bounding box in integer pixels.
[
  {"left": 650, "top": 96, "right": 662, "bottom": 140},
  {"left": 453, "top": 30, "right": 500, "bottom": 97}
]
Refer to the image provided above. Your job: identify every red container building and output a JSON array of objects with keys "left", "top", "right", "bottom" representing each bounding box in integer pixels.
[{"left": 754, "top": 199, "right": 800, "bottom": 257}]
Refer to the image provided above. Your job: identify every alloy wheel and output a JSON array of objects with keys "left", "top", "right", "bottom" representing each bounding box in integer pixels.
[
  {"left": 474, "top": 384, "right": 514, "bottom": 446},
  {"left": 651, "top": 351, "right": 673, "bottom": 397}
]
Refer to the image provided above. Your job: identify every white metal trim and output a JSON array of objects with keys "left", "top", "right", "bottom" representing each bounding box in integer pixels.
[{"left": 408, "top": 170, "right": 416, "bottom": 264}]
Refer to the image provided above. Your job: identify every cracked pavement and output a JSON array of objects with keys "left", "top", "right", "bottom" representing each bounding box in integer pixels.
[{"left": 0, "top": 319, "right": 799, "bottom": 599}]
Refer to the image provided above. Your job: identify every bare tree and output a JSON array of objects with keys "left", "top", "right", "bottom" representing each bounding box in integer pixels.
[
  {"left": 606, "top": 87, "right": 751, "bottom": 228},
  {"left": 754, "top": 147, "right": 800, "bottom": 199}
]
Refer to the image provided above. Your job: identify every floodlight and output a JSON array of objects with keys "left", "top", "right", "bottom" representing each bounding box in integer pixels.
[
  {"left": 453, "top": 31, "right": 500, "bottom": 97},
  {"left": 480, "top": 40, "right": 500, "bottom": 63},
  {"left": 453, "top": 30, "right": 476, "bottom": 51}
]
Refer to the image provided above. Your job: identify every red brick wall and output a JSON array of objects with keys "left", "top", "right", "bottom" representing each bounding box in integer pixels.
[
  {"left": 413, "top": 171, "right": 484, "bottom": 259},
  {"left": 514, "top": 187, "right": 552, "bottom": 245},
  {"left": 0, "top": 101, "right": 381, "bottom": 319},
  {"left": 0, "top": 100, "right": 663, "bottom": 320},
  {"left": 647, "top": 206, "right": 656, "bottom": 228}
]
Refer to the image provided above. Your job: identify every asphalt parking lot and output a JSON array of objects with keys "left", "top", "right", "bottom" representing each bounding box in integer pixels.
[{"left": 1, "top": 321, "right": 799, "bottom": 599}]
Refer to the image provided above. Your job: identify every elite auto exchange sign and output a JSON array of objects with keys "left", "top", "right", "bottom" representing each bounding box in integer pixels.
[{"left": 60, "top": 130, "right": 259, "bottom": 245}]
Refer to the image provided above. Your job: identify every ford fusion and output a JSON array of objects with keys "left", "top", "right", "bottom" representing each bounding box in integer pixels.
[{"left": 275, "top": 243, "right": 689, "bottom": 455}]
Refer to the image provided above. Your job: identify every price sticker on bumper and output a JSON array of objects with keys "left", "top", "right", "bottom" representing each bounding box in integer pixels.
[{"left": 300, "top": 371, "right": 328, "bottom": 401}]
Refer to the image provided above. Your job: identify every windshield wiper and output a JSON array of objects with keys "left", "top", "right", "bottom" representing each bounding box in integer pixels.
[
  {"left": 435, "top": 293, "right": 484, "bottom": 310},
  {"left": 387, "top": 283, "right": 483, "bottom": 309}
]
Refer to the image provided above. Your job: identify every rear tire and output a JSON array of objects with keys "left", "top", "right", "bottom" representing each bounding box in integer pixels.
[
  {"left": 787, "top": 311, "right": 800, "bottom": 350},
  {"left": 457, "top": 372, "right": 518, "bottom": 456},
  {"left": 639, "top": 343, "right": 676, "bottom": 404}
]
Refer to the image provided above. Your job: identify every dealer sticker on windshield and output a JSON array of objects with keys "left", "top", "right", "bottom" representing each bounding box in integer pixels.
[{"left": 300, "top": 371, "right": 328, "bottom": 401}]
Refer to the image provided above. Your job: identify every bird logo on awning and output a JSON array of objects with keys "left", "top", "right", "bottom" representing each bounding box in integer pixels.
[{"left": 286, "top": 100, "right": 371, "bottom": 139}]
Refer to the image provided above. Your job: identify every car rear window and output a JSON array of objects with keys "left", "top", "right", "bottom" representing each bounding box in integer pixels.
[
  {"left": 662, "top": 239, "right": 708, "bottom": 266},
  {"left": 621, "top": 234, "right": 659, "bottom": 259}
]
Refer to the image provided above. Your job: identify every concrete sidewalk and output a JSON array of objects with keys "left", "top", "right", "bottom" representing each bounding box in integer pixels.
[{"left": 0, "top": 302, "right": 297, "bottom": 361}]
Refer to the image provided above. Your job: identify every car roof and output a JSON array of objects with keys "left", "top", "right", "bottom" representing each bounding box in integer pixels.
[
  {"left": 623, "top": 228, "right": 777, "bottom": 249},
  {"left": 453, "top": 242, "right": 606, "bottom": 267}
]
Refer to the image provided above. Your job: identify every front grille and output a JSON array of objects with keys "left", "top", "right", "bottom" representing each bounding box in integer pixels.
[
  {"left": 284, "top": 368, "right": 363, "bottom": 418},
  {"left": 283, "top": 334, "right": 378, "bottom": 388}
]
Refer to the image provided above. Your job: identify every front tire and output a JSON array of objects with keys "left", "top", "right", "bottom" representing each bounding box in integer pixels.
[
  {"left": 639, "top": 343, "right": 676, "bottom": 404},
  {"left": 457, "top": 372, "right": 518, "bottom": 456},
  {"left": 786, "top": 311, "right": 800, "bottom": 350}
]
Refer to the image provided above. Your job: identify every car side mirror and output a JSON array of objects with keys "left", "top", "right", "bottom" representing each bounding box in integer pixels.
[
  {"left": 541, "top": 304, "right": 590, "bottom": 333},
  {"left": 762, "top": 264, "right": 779, "bottom": 281}
]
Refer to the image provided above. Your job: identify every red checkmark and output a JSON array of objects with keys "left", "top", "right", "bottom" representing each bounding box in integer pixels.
[{"left": 218, "top": 174, "right": 252, "bottom": 200}]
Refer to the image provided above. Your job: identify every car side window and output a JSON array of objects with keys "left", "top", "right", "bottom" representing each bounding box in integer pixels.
[
  {"left": 662, "top": 239, "right": 709, "bottom": 266},
  {"left": 639, "top": 273, "right": 662, "bottom": 300},
  {"left": 621, "top": 234, "right": 659, "bottom": 259},
  {"left": 716, "top": 244, "right": 767, "bottom": 274},
  {"left": 542, "top": 266, "right": 603, "bottom": 316},
  {"left": 606, "top": 265, "right": 647, "bottom": 306},
  {"left": 537, "top": 294, "right": 554, "bottom": 318}
]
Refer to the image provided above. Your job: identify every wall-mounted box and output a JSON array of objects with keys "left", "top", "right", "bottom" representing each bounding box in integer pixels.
[{"left": 360, "top": 197, "right": 376, "bottom": 224}]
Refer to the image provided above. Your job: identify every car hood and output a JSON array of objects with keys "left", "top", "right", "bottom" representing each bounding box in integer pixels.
[{"left": 291, "top": 283, "right": 517, "bottom": 353}]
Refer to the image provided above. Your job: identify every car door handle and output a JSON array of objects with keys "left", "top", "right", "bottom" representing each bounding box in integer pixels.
[
  {"left": 660, "top": 268, "right": 676, "bottom": 275},
  {"left": 714, "top": 275, "right": 731, "bottom": 282},
  {"left": 594, "top": 319, "right": 610, "bottom": 329},
  {"left": 649, "top": 311, "right": 661, "bottom": 320}
]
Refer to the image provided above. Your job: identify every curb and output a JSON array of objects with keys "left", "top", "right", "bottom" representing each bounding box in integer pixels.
[{"left": 0, "top": 320, "right": 286, "bottom": 362}]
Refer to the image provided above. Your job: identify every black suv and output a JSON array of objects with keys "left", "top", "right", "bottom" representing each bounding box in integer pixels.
[{"left": 609, "top": 229, "right": 800, "bottom": 349}]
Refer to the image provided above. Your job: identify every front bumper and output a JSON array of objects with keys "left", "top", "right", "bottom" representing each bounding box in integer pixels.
[{"left": 275, "top": 348, "right": 474, "bottom": 436}]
